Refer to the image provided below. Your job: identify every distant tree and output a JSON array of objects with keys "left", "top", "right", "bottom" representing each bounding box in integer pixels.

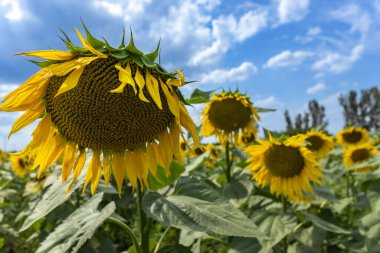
[
  {"left": 284, "top": 100, "right": 328, "bottom": 135},
  {"left": 339, "top": 86, "right": 380, "bottom": 131}
]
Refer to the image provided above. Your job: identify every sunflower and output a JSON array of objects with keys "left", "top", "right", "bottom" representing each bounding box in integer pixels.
[
  {"left": 206, "top": 144, "right": 221, "bottom": 159},
  {"left": 0, "top": 149, "right": 7, "bottom": 163},
  {"left": 343, "top": 143, "right": 378, "bottom": 171},
  {"left": 192, "top": 145, "right": 206, "bottom": 156},
  {"left": 336, "top": 127, "right": 369, "bottom": 147},
  {"left": 300, "top": 130, "right": 334, "bottom": 159},
  {"left": 9, "top": 154, "right": 31, "bottom": 178},
  {"left": 201, "top": 91, "right": 259, "bottom": 144},
  {"left": 244, "top": 135, "right": 323, "bottom": 200},
  {"left": 0, "top": 24, "right": 199, "bottom": 195}
]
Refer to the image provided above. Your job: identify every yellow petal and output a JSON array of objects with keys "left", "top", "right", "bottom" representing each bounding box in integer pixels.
[
  {"left": 17, "top": 50, "right": 74, "bottom": 61},
  {"left": 125, "top": 152, "right": 137, "bottom": 190},
  {"left": 145, "top": 71, "right": 162, "bottom": 109},
  {"left": 37, "top": 133, "right": 66, "bottom": 178},
  {"left": 83, "top": 160, "right": 93, "bottom": 193},
  {"left": 48, "top": 60, "right": 78, "bottom": 76},
  {"left": 67, "top": 150, "right": 87, "bottom": 192},
  {"left": 160, "top": 132, "right": 173, "bottom": 174},
  {"left": 75, "top": 27, "right": 107, "bottom": 58},
  {"left": 161, "top": 81, "right": 180, "bottom": 122},
  {"left": 112, "top": 153, "right": 125, "bottom": 196},
  {"left": 103, "top": 152, "right": 111, "bottom": 188},
  {"left": 55, "top": 67, "right": 85, "bottom": 98},
  {"left": 62, "top": 144, "right": 77, "bottom": 182},
  {"left": 180, "top": 104, "right": 199, "bottom": 145},
  {"left": 146, "top": 144, "right": 158, "bottom": 176},
  {"left": 166, "top": 70, "right": 185, "bottom": 87},
  {"left": 9, "top": 102, "right": 45, "bottom": 138},
  {"left": 134, "top": 68, "right": 150, "bottom": 102},
  {"left": 90, "top": 150, "right": 102, "bottom": 195},
  {"left": 113, "top": 63, "right": 137, "bottom": 93}
]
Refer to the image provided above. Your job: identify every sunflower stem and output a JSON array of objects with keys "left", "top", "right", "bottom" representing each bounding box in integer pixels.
[
  {"left": 136, "top": 180, "right": 150, "bottom": 253},
  {"left": 282, "top": 195, "right": 288, "bottom": 253},
  {"left": 225, "top": 140, "right": 232, "bottom": 182},
  {"left": 345, "top": 171, "right": 352, "bottom": 229},
  {"left": 107, "top": 217, "right": 142, "bottom": 253}
]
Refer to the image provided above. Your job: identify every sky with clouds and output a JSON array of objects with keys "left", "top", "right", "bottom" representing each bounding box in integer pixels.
[{"left": 0, "top": 0, "right": 379, "bottom": 150}]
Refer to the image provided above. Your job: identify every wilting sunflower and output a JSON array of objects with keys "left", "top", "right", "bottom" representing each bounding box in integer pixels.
[
  {"left": 9, "top": 154, "right": 31, "bottom": 178},
  {"left": 0, "top": 24, "right": 199, "bottom": 195},
  {"left": 300, "top": 130, "right": 334, "bottom": 159},
  {"left": 343, "top": 143, "right": 378, "bottom": 171},
  {"left": 336, "top": 127, "right": 369, "bottom": 147},
  {"left": 201, "top": 91, "right": 259, "bottom": 144},
  {"left": 245, "top": 135, "right": 323, "bottom": 200}
]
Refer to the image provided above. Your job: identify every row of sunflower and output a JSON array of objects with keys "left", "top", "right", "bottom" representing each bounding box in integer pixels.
[{"left": 1, "top": 25, "right": 380, "bottom": 253}]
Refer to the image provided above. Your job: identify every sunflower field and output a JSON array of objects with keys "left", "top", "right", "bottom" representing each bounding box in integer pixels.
[{"left": 1, "top": 24, "right": 380, "bottom": 253}]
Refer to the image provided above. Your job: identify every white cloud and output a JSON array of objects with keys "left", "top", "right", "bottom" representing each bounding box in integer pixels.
[
  {"left": 255, "top": 96, "right": 283, "bottom": 108},
  {"left": 306, "top": 82, "right": 326, "bottom": 95},
  {"left": 330, "top": 3, "right": 371, "bottom": 38},
  {"left": 307, "top": 26, "right": 321, "bottom": 37},
  {"left": 0, "top": 83, "right": 18, "bottom": 99},
  {"left": 93, "top": 0, "right": 151, "bottom": 21},
  {"left": 312, "top": 44, "right": 364, "bottom": 74},
  {"left": 264, "top": 50, "right": 313, "bottom": 68},
  {"left": 295, "top": 26, "right": 322, "bottom": 43},
  {"left": 275, "top": 0, "right": 309, "bottom": 25},
  {"left": 200, "top": 61, "right": 258, "bottom": 84},
  {"left": 189, "top": 9, "right": 267, "bottom": 66},
  {"left": 0, "top": 0, "right": 24, "bottom": 21}
]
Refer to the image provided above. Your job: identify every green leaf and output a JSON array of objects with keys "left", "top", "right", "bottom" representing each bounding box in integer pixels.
[
  {"left": 147, "top": 160, "right": 185, "bottom": 191},
  {"left": 145, "top": 39, "right": 160, "bottom": 62},
  {"left": 184, "top": 151, "right": 210, "bottom": 173},
  {"left": 142, "top": 55, "right": 156, "bottom": 68},
  {"left": 255, "top": 107, "right": 276, "bottom": 113},
  {"left": 19, "top": 168, "right": 86, "bottom": 232},
  {"left": 186, "top": 89, "right": 215, "bottom": 104},
  {"left": 142, "top": 190, "right": 264, "bottom": 238},
  {"left": 222, "top": 174, "right": 253, "bottom": 202},
  {"left": 302, "top": 212, "right": 350, "bottom": 234},
  {"left": 81, "top": 20, "right": 106, "bottom": 50},
  {"left": 126, "top": 31, "right": 143, "bottom": 56},
  {"left": 157, "top": 245, "right": 192, "bottom": 253},
  {"left": 28, "top": 60, "right": 57, "bottom": 68},
  {"left": 228, "top": 237, "right": 262, "bottom": 253},
  {"left": 119, "top": 27, "right": 126, "bottom": 48},
  {"left": 35, "top": 193, "right": 115, "bottom": 253}
]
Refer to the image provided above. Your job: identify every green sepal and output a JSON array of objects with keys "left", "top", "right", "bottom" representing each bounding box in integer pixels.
[
  {"left": 145, "top": 39, "right": 160, "bottom": 62},
  {"left": 28, "top": 60, "right": 58, "bottom": 68},
  {"left": 81, "top": 20, "right": 106, "bottom": 50},
  {"left": 57, "top": 25, "right": 72, "bottom": 43},
  {"left": 186, "top": 88, "right": 214, "bottom": 104},
  {"left": 119, "top": 27, "right": 126, "bottom": 48},
  {"left": 126, "top": 30, "right": 144, "bottom": 56},
  {"left": 130, "top": 55, "right": 144, "bottom": 68},
  {"left": 141, "top": 55, "right": 156, "bottom": 68},
  {"left": 175, "top": 87, "right": 191, "bottom": 106}
]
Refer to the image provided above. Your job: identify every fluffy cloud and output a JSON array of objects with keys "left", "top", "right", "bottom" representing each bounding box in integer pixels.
[
  {"left": 200, "top": 61, "right": 258, "bottom": 84},
  {"left": 0, "top": 0, "right": 24, "bottom": 21},
  {"left": 264, "top": 50, "right": 313, "bottom": 69},
  {"left": 312, "top": 44, "right": 364, "bottom": 74},
  {"left": 93, "top": 0, "right": 152, "bottom": 21},
  {"left": 306, "top": 82, "right": 326, "bottom": 94},
  {"left": 275, "top": 0, "right": 309, "bottom": 25},
  {"left": 255, "top": 96, "right": 283, "bottom": 108},
  {"left": 189, "top": 9, "right": 267, "bottom": 66}
]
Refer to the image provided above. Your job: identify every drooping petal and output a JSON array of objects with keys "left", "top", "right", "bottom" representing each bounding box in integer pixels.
[
  {"left": 112, "top": 63, "right": 137, "bottom": 93},
  {"left": 90, "top": 150, "right": 102, "bottom": 195},
  {"left": 179, "top": 104, "right": 199, "bottom": 145},
  {"left": 9, "top": 102, "right": 45, "bottom": 138},
  {"left": 112, "top": 152, "right": 125, "bottom": 196},
  {"left": 161, "top": 81, "right": 180, "bottom": 122},
  {"left": 17, "top": 50, "right": 74, "bottom": 60},
  {"left": 75, "top": 27, "right": 107, "bottom": 58},
  {"left": 103, "top": 152, "right": 111, "bottom": 188},
  {"left": 54, "top": 67, "right": 85, "bottom": 98},
  {"left": 134, "top": 68, "right": 149, "bottom": 102},
  {"left": 62, "top": 144, "right": 77, "bottom": 182},
  {"left": 125, "top": 152, "right": 137, "bottom": 190},
  {"left": 67, "top": 150, "right": 87, "bottom": 192},
  {"left": 145, "top": 71, "right": 162, "bottom": 109}
]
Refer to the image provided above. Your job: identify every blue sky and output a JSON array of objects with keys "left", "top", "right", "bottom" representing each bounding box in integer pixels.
[{"left": 0, "top": 0, "right": 379, "bottom": 150}]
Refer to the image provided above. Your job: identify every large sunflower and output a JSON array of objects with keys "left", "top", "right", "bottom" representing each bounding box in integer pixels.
[
  {"left": 244, "top": 135, "right": 323, "bottom": 200},
  {"left": 343, "top": 143, "right": 378, "bottom": 169},
  {"left": 0, "top": 25, "right": 199, "bottom": 195},
  {"left": 300, "top": 130, "right": 334, "bottom": 159},
  {"left": 201, "top": 91, "right": 259, "bottom": 144},
  {"left": 336, "top": 127, "right": 369, "bottom": 147}
]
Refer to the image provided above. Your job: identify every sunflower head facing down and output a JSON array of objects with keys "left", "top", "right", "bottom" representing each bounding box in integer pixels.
[
  {"left": 244, "top": 135, "right": 323, "bottom": 201},
  {"left": 300, "top": 130, "right": 334, "bottom": 159},
  {"left": 201, "top": 91, "right": 259, "bottom": 144},
  {"left": 336, "top": 127, "right": 369, "bottom": 147},
  {"left": 343, "top": 143, "right": 378, "bottom": 172},
  {"left": 0, "top": 24, "right": 199, "bottom": 195}
]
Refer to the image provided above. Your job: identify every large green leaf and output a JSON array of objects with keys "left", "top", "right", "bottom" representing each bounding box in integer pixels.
[
  {"left": 143, "top": 177, "right": 264, "bottom": 238},
  {"left": 19, "top": 168, "right": 87, "bottom": 232},
  {"left": 35, "top": 193, "right": 115, "bottom": 253},
  {"left": 147, "top": 161, "right": 185, "bottom": 191},
  {"left": 228, "top": 237, "right": 262, "bottom": 253},
  {"left": 302, "top": 212, "right": 350, "bottom": 234}
]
